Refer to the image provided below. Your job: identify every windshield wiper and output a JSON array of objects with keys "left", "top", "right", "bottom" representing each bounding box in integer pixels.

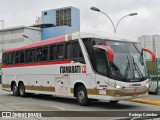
[
  {"left": 124, "top": 56, "right": 131, "bottom": 79},
  {"left": 132, "top": 56, "right": 144, "bottom": 79}
]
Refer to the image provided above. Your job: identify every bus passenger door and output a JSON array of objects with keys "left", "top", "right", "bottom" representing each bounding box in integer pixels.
[
  {"left": 94, "top": 48, "right": 109, "bottom": 98},
  {"left": 54, "top": 74, "right": 70, "bottom": 96}
]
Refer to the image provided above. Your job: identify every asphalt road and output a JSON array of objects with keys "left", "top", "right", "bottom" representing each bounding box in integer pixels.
[{"left": 0, "top": 89, "right": 160, "bottom": 120}]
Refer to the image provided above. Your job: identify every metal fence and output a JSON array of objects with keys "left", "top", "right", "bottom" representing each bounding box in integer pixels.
[{"left": 146, "top": 59, "right": 160, "bottom": 95}]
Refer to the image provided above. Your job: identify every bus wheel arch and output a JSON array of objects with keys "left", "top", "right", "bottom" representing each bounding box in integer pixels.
[
  {"left": 18, "top": 81, "right": 26, "bottom": 97},
  {"left": 74, "top": 82, "right": 89, "bottom": 106},
  {"left": 11, "top": 81, "right": 19, "bottom": 96}
]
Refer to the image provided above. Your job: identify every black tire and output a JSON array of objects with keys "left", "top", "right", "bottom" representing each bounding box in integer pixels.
[
  {"left": 19, "top": 83, "right": 26, "bottom": 97},
  {"left": 76, "top": 86, "right": 89, "bottom": 106},
  {"left": 155, "top": 87, "right": 160, "bottom": 95},
  {"left": 109, "top": 100, "right": 119, "bottom": 103},
  {"left": 12, "top": 83, "right": 19, "bottom": 96}
]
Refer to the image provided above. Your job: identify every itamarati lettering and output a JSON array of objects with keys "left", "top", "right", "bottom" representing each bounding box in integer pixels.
[{"left": 60, "top": 66, "right": 81, "bottom": 73}]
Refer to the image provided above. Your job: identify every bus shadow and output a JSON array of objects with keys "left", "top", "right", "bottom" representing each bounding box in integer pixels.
[{"left": 14, "top": 94, "right": 140, "bottom": 110}]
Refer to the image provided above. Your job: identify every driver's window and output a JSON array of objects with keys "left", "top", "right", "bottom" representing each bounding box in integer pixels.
[{"left": 93, "top": 48, "right": 108, "bottom": 76}]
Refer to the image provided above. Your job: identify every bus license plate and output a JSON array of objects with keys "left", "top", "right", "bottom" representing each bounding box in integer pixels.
[{"left": 132, "top": 94, "right": 138, "bottom": 97}]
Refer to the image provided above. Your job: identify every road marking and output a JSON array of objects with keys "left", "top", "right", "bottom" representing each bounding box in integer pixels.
[
  {"left": 130, "top": 99, "right": 160, "bottom": 106},
  {"left": 52, "top": 105, "right": 66, "bottom": 110}
]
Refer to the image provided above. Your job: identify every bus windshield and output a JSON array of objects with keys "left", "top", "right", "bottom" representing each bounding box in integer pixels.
[
  {"left": 82, "top": 38, "right": 147, "bottom": 82},
  {"left": 109, "top": 41, "right": 147, "bottom": 82}
]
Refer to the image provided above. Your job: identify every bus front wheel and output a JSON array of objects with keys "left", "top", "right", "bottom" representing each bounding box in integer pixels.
[
  {"left": 12, "top": 83, "right": 19, "bottom": 96},
  {"left": 19, "top": 83, "right": 26, "bottom": 97},
  {"left": 76, "top": 86, "right": 88, "bottom": 106}
]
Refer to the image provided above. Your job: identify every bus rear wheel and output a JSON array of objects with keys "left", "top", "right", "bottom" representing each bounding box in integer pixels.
[
  {"left": 12, "top": 83, "right": 19, "bottom": 96},
  {"left": 76, "top": 86, "right": 89, "bottom": 106},
  {"left": 19, "top": 83, "right": 26, "bottom": 97}
]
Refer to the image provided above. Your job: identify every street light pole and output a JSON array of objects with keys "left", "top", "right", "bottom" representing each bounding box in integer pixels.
[
  {"left": 90, "top": 6, "right": 137, "bottom": 33},
  {"left": 115, "top": 13, "right": 137, "bottom": 32},
  {"left": 91, "top": 7, "right": 116, "bottom": 33},
  {"left": 0, "top": 20, "right": 4, "bottom": 52},
  {"left": 0, "top": 20, "right": 4, "bottom": 84},
  {"left": 22, "top": 34, "right": 35, "bottom": 43}
]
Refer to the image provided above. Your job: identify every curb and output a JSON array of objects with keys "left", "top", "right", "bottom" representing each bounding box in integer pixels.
[{"left": 130, "top": 99, "right": 160, "bottom": 106}]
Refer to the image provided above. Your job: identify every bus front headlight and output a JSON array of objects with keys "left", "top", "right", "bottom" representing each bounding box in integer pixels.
[
  {"left": 146, "top": 83, "right": 149, "bottom": 88},
  {"left": 116, "top": 85, "right": 121, "bottom": 89}
]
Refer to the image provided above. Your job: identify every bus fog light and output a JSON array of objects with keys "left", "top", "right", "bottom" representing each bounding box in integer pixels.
[
  {"left": 146, "top": 83, "right": 149, "bottom": 88},
  {"left": 116, "top": 85, "right": 121, "bottom": 89}
]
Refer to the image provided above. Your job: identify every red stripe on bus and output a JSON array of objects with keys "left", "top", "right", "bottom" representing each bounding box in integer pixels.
[
  {"left": 3, "top": 36, "right": 65, "bottom": 53},
  {"left": 2, "top": 60, "right": 71, "bottom": 68}
]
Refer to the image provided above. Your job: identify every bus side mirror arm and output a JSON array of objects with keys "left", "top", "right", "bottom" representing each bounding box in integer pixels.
[
  {"left": 142, "top": 48, "right": 156, "bottom": 62},
  {"left": 93, "top": 45, "right": 114, "bottom": 62}
]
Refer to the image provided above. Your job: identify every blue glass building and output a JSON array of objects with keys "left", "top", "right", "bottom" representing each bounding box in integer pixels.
[{"left": 41, "top": 6, "right": 80, "bottom": 40}]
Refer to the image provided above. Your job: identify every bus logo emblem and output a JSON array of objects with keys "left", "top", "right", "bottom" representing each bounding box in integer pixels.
[{"left": 82, "top": 65, "right": 86, "bottom": 73}]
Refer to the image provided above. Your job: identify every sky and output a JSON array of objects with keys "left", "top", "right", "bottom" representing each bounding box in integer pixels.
[{"left": 0, "top": 0, "right": 160, "bottom": 39}]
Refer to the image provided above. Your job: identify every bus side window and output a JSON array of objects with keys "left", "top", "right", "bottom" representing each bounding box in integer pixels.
[
  {"left": 8, "top": 52, "right": 15, "bottom": 65},
  {"left": 36, "top": 47, "right": 42, "bottom": 62},
  {"left": 50, "top": 45, "right": 56, "bottom": 60},
  {"left": 25, "top": 50, "right": 31, "bottom": 63},
  {"left": 72, "top": 42, "right": 83, "bottom": 59},
  {"left": 20, "top": 51, "right": 25, "bottom": 63},
  {"left": 56, "top": 44, "right": 64, "bottom": 60},
  {"left": 15, "top": 51, "right": 24, "bottom": 64},
  {"left": 2, "top": 53, "right": 8, "bottom": 65},
  {"left": 65, "top": 42, "right": 72, "bottom": 59},
  {"left": 42, "top": 46, "right": 48, "bottom": 61},
  {"left": 93, "top": 48, "right": 108, "bottom": 76},
  {"left": 31, "top": 49, "right": 36, "bottom": 62}
]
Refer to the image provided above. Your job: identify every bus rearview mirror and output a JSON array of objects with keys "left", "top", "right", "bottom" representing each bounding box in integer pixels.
[{"left": 142, "top": 48, "right": 156, "bottom": 62}]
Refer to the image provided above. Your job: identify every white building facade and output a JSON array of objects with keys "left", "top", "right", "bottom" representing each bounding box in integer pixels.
[
  {"left": 0, "top": 26, "right": 41, "bottom": 62},
  {"left": 0, "top": 26, "right": 41, "bottom": 83},
  {"left": 138, "top": 35, "right": 160, "bottom": 59}
]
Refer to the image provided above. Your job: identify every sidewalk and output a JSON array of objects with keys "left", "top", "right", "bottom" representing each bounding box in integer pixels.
[{"left": 130, "top": 95, "right": 160, "bottom": 106}]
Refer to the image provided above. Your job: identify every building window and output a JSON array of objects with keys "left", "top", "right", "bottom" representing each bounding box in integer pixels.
[
  {"left": 44, "top": 12, "right": 47, "bottom": 16},
  {"left": 56, "top": 8, "right": 71, "bottom": 27}
]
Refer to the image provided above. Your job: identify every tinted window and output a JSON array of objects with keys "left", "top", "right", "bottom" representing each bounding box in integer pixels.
[
  {"left": 36, "top": 48, "right": 42, "bottom": 62},
  {"left": 42, "top": 46, "right": 48, "bottom": 61},
  {"left": 72, "top": 42, "right": 83, "bottom": 59},
  {"left": 65, "top": 42, "right": 72, "bottom": 59},
  {"left": 2, "top": 53, "right": 8, "bottom": 64},
  {"left": 25, "top": 49, "right": 36, "bottom": 63},
  {"left": 93, "top": 48, "right": 108, "bottom": 76},
  {"left": 15, "top": 51, "right": 24, "bottom": 64},
  {"left": 50, "top": 45, "right": 56, "bottom": 60},
  {"left": 8, "top": 53, "right": 15, "bottom": 64},
  {"left": 56, "top": 44, "right": 64, "bottom": 59}
]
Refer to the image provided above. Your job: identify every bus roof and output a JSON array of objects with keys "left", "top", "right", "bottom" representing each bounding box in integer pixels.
[{"left": 3, "top": 32, "right": 137, "bottom": 53}]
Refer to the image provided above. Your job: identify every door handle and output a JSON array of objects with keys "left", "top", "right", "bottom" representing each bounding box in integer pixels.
[{"left": 97, "top": 81, "right": 100, "bottom": 84}]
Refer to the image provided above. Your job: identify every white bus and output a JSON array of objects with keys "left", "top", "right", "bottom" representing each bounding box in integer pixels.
[{"left": 2, "top": 32, "right": 155, "bottom": 105}]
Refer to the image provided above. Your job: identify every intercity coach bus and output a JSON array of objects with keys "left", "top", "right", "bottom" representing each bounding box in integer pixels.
[{"left": 2, "top": 32, "right": 155, "bottom": 105}]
